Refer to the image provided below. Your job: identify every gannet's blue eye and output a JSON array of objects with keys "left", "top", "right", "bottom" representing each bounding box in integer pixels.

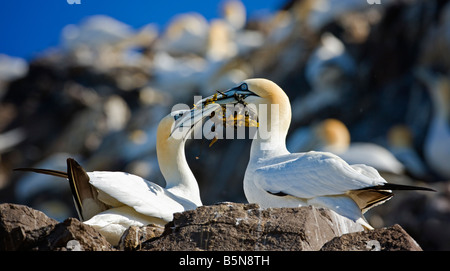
[
  {"left": 173, "top": 111, "right": 187, "bottom": 121},
  {"left": 173, "top": 114, "right": 182, "bottom": 121},
  {"left": 241, "top": 83, "right": 248, "bottom": 91}
]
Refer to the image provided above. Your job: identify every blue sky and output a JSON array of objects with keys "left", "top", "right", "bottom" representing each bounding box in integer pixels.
[{"left": 0, "top": 0, "right": 284, "bottom": 60}]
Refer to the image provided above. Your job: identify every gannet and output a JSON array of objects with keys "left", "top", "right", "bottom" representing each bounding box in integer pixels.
[
  {"left": 288, "top": 118, "right": 405, "bottom": 175},
  {"left": 291, "top": 33, "right": 355, "bottom": 124},
  {"left": 15, "top": 105, "right": 219, "bottom": 245},
  {"left": 155, "top": 12, "right": 209, "bottom": 56},
  {"left": 220, "top": 0, "right": 246, "bottom": 31},
  {"left": 417, "top": 70, "right": 450, "bottom": 180},
  {"left": 195, "top": 78, "right": 435, "bottom": 229}
]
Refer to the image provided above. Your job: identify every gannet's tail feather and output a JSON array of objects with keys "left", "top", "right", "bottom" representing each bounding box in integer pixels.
[
  {"left": 66, "top": 158, "right": 93, "bottom": 220},
  {"left": 347, "top": 189, "right": 393, "bottom": 214},
  {"left": 348, "top": 183, "right": 435, "bottom": 214},
  {"left": 15, "top": 158, "right": 108, "bottom": 221}
]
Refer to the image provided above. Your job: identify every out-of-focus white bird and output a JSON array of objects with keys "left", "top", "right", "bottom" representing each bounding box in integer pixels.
[
  {"left": 0, "top": 54, "right": 28, "bottom": 82},
  {"left": 155, "top": 13, "right": 209, "bottom": 56},
  {"left": 315, "top": 119, "right": 405, "bottom": 175},
  {"left": 292, "top": 33, "right": 355, "bottom": 122},
  {"left": 0, "top": 128, "right": 26, "bottom": 154},
  {"left": 220, "top": 0, "right": 246, "bottom": 31},
  {"left": 61, "top": 15, "right": 133, "bottom": 51},
  {"left": 15, "top": 105, "right": 220, "bottom": 245},
  {"left": 288, "top": 118, "right": 405, "bottom": 175},
  {"left": 305, "top": 33, "right": 355, "bottom": 89},
  {"left": 219, "top": 0, "right": 264, "bottom": 55},
  {"left": 195, "top": 78, "right": 435, "bottom": 229},
  {"left": 416, "top": 69, "right": 450, "bottom": 180}
]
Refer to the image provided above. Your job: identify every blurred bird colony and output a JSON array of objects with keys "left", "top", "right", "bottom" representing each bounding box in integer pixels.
[{"left": 0, "top": 0, "right": 449, "bottom": 250}]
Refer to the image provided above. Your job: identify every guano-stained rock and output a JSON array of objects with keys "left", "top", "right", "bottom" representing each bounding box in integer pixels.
[{"left": 140, "top": 202, "right": 365, "bottom": 251}]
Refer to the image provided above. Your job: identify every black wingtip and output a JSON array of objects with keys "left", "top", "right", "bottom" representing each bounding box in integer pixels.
[
  {"left": 13, "top": 167, "right": 68, "bottom": 179},
  {"left": 383, "top": 183, "right": 436, "bottom": 192},
  {"left": 359, "top": 183, "right": 436, "bottom": 192}
]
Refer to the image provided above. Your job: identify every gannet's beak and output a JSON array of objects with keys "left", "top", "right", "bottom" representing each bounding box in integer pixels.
[
  {"left": 171, "top": 103, "right": 221, "bottom": 138},
  {"left": 195, "top": 84, "right": 257, "bottom": 108},
  {"left": 172, "top": 83, "right": 259, "bottom": 140},
  {"left": 191, "top": 83, "right": 259, "bottom": 131}
]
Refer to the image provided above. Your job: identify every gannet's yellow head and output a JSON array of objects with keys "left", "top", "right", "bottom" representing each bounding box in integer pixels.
[
  {"left": 156, "top": 111, "right": 186, "bottom": 167},
  {"left": 314, "top": 118, "right": 350, "bottom": 152},
  {"left": 157, "top": 110, "right": 188, "bottom": 144},
  {"left": 158, "top": 103, "right": 222, "bottom": 149},
  {"left": 240, "top": 78, "right": 290, "bottom": 106}
]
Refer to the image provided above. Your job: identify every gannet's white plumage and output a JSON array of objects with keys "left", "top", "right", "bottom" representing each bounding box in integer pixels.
[
  {"left": 15, "top": 106, "right": 219, "bottom": 245},
  {"left": 196, "top": 78, "right": 434, "bottom": 229}
]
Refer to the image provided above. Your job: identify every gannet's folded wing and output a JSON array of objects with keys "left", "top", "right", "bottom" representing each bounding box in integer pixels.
[
  {"left": 88, "top": 171, "right": 192, "bottom": 222},
  {"left": 253, "top": 151, "right": 387, "bottom": 199}
]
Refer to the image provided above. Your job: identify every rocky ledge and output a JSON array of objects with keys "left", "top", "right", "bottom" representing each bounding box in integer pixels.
[{"left": 0, "top": 202, "right": 422, "bottom": 251}]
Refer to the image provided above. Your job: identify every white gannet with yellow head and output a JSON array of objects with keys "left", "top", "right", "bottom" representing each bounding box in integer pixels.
[
  {"left": 194, "top": 78, "right": 435, "bottom": 229},
  {"left": 15, "top": 105, "right": 219, "bottom": 245},
  {"left": 288, "top": 118, "right": 406, "bottom": 175}
]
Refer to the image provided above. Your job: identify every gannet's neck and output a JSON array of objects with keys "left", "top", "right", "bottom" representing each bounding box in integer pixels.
[
  {"left": 250, "top": 130, "right": 290, "bottom": 162},
  {"left": 249, "top": 91, "right": 292, "bottom": 162},
  {"left": 157, "top": 138, "right": 201, "bottom": 204}
]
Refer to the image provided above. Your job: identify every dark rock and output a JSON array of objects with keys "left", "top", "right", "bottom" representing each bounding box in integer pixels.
[
  {"left": 320, "top": 224, "right": 422, "bottom": 251},
  {"left": 0, "top": 203, "right": 58, "bottom": 251},
  {"left": 0, "top": 203, "right": 113, "bottom": 251},
  {"left": 118, "top": 224, "right": 165, "bottom": 251},
  {"left": 35, "top": 217, "right": 113, "bottom": 251},
  {"left": 0, "top": 202, "right": 425, "bottom": 251},
  {"left": 140, "top": 202, "right": 364, "bottom": 251}
]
